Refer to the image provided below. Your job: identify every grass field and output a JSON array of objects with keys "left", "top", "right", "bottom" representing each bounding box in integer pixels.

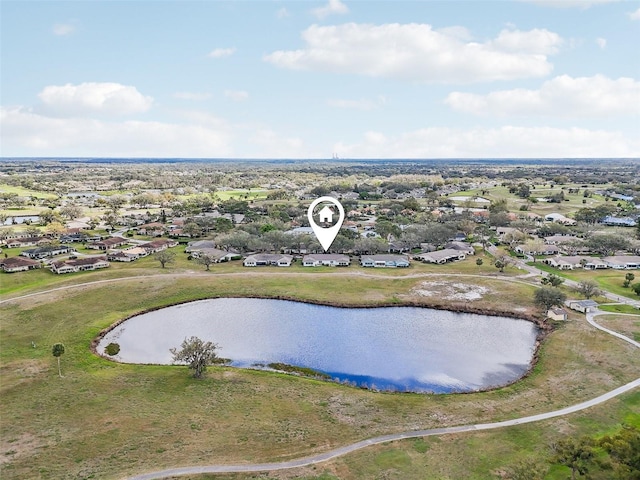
[
  {"left": 1, "top": 265, "right": 639, "bottom": 479},
  {"left": 0, "top": 184, "right": 57, "bottom": 199},
  {"left": 215, "top": 189, "right": 270, "bottom": 201}
]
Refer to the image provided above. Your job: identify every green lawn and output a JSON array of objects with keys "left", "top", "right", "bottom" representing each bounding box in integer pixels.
[
  {"left": 0, "top": 184, "right": 57, "bottom": 199},
  {"left": 1, "top": 269, "right": 639, "bottom": 479}
]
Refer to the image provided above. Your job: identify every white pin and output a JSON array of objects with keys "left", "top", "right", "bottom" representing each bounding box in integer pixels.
[{"left": 307, "top": 196, "right": 345, "bottom": 252}]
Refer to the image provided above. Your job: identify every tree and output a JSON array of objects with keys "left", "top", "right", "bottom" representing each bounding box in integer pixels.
[
  {"left": 476, "top": 258, "right": 483, "bottom": 266},
  {"left": 154, "top": 250, "right": 176, "bottom": 268},
  {"left": 170, "top": 336, "right": 219, "bottom": 378},
  {"left": 598, "top": 424, "right": 640, "bottom": 477},
  {"left": 551, "top": 437, "right": 594, "bottom": 480},
  {"left": 182, "top": 221, "right": 202, "bottom": 238},
  {"left": 494, "top": 254, "right": 513, "bottom": 273},
  {"left": 60, "top": 204, "right": 82, "bottom": 220},
  {"left": 586, "top": 234, "right": 630, "bottom": 257},
  {"left": 623, "top": 272, "right": 635, "bottom": 288},
  {"left": 632, "top": 283, "right": 640, "bottom": 297},
  {"left": 197, "top": 253, "right": 216, "bottom": 271},
  {"left": 52, "top": 343, "right": 65, "bottom": 378},
  {"left": 541, "top": 273, "right": 564, "bottom": 287},
  {"left": 576, "top": 280, "right": 600, "bottom": 299},
  {"left": 534, "top": 287, "right": 567, "bottom": 312},
  {"left": 502, "top": 458, "right": 548, "bottom": 480}
]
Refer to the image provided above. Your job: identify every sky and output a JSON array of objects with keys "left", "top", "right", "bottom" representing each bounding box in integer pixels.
[{"left": 1, "top": 0, "right": 639, "bottom": 159}]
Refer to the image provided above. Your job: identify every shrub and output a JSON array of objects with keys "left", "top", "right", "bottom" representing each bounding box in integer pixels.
[{"left": 105, "top": 343, "right": 120, "bottom": 356}]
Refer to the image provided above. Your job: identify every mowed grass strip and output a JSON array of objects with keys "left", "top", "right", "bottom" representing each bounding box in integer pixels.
[{"left": 1, "top": 275, "right": 639, "bottom": 479}]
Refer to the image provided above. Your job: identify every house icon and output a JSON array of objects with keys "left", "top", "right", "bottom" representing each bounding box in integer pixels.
[{"left": 318, "top": 205, "right": 334, "bottom": 224}]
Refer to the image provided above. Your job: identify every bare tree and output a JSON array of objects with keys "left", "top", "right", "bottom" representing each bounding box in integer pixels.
[{"left": 576, "top": 280, "right": 600, "bottom": 299}]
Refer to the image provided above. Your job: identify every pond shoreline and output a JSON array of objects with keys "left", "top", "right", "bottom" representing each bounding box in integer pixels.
[{"left": 91, "top": 294, "right": 551, "bottom": 394}]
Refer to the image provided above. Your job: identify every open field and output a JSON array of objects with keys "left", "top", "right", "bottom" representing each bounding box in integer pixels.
[
  {"left": 0, "top": 184, "right": 57, "bottom": 199},
  {"left": 1, "top": 270, "right": 639, "bottom": 479}
]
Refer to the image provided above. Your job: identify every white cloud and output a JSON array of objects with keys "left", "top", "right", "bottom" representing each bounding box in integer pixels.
[
  {"left": 629, "top": 7, "right": 640, "bottom": 20},
  {"left": 173, "top": 91, "right": 212, "bottom": 101},
  {"left": 0, "top": 106, "right": 232, "bottom": 157},
  {"left": 312, "top": 0, "right": 349, "bottom": 19},
  {"left": 208, "top": 47, "right": 236, "bottom": 59},
  {"left": 335, "top": 126, "right": 639, "bottom": 158},
  {"left": 224, "top": 90, "right": 249, "bottom": 102},
  {"left": 327, "top": 96, "right": 385, "bottom": 110},
  {"left": 444, "top": 75, "right": 640, "bottom": 117},
  {"left": 52, "top": 23, "right": 75, "bottom": 36},
  {"left": 490, "top": 28, "right": 563, "bottom": 54},
  {"left": 596, "top": 37, "right": 607, "bottom": 49},
  {"left": 37, "top": 82, "right": 153, "bottom": 116},
  {"left": 264, "top": 23, "right": 562, "bottom": 83}
]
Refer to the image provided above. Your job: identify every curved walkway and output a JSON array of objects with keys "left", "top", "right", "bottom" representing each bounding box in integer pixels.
[{"left": 125, "top": 307, "right": 639, "bottom": 479}]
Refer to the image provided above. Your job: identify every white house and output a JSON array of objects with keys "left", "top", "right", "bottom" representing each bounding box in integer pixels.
[
  {"left": 360, "top": 254, "right": 410, "bottom": 268},
  {"left": 567, "top": 299, "right": 599, "bottom": 313},
  {"left": 0, "top": 257, "right": 41, "bottom": 273},
  {"left": 243, "top": 254, "right": 293, "bottom": 267},
  {"left": 302, "top": 254, "right": 350, "bottom": 267},
  {"left": 50, "top": 257, "right": 110, "bottom": 274},
  {"left": 414, "top": 249, "right": 466, "bottom": 264},
  {"left": 602, "top": 255, "right": 640, "bottom": 269}
]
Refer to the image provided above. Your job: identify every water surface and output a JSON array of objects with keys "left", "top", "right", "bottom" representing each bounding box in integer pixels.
[{"left": 98, "top": 298, "right": 538, "bottom": 393}]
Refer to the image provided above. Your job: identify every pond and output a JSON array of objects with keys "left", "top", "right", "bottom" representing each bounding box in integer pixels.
[
  {"left": 3, "top": 215, "right": 40, "bottom": 225},
  {"left": 97, "top": 298, "right": 539, "bottom": 393}
]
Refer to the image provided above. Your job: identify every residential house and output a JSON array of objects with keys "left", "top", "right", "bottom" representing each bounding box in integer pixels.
[
  {"left": 567, "top": 299, "right": 599, "bottom": 313},
  {"left": 107, "top": 246, "right": 149, "bottom": 261},
  {"left": 189, "top": 248, "right": 239, "bottom": 262},
  {"left": 601, "top": 216, "right": 637, "bottom": 227},
  {"left": 50, "top": 257, "right": 110, "bottom": 274},
  {"left": 515, "top": 244, "right": 560, "bottom": 256},
  {"left": 547, "top": 307, "right": 568, "bottom": 321},
  {"left": 0, "top": 257, "right": 41, "bottom": 273},
  {"left": 302, "top": 254, "right": 350, "bottom": 267},
  {"left": 602, "top": 255, "right": 640, "bottom": 269},
  {"left": 87, "top": 237, "right": 128, "bottom": 250},
  {"left": 360, "top": 254, "right": 410, "bottom": 268},
  {"left": 185, "top": 240, "right": 217, "bottom": 253},
  {"left": 545, "top": 213, "right": 577, "bottom": 225},
  {"left": 141, "top": 238, "right": 179, "bottom": 254},
  {"left": 137, "top": 222, "right": 166, "bottom": 236},
  {"left": 444, "top": 241, "right": 475, "bottom": 255},
  {"left": 543, "top": 255, "right": 608, "bottom": 270},
  {"left": 3, "top": 236, "right": 48, "bottom": 248},
  {"left": 243, "top": 254, "right": 293, "bottom": 267},
  {"left": 414, "top": 249, "right": 466, "bottom": 264},
  {"left": 21, "top": 244, "right": 74, "bottom": 259}
]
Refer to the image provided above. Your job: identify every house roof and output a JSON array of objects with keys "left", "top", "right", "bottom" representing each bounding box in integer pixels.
[
  {"left": 417, "top": 249, "right": 465, "bottom": 261},
  {"left": 361, "top": 254, "right": 409, "bottom": 262},
  {"left": 303, "top": 254, "right": 349, "bottom": 262},
  {"left": 0, "top": 257, "right": 40, "bottom": 267}
]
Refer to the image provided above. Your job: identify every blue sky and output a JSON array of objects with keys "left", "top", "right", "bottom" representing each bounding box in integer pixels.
[{"left": 1, "top": 0, "right": 639, "bottom": 158}]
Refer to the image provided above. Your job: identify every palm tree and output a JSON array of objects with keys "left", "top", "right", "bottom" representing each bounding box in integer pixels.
[{"left": 52, "top": 343, "right": 65, "bottom": 377}]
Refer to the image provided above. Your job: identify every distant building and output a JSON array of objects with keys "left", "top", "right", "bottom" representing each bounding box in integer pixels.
[
  {"left": 243, "top": 254, "right": 293, "bottom": 267},
  {"left": 547, "top": 307, "right": 568, "bottom": 321},
  {"left": 414, "top": 249, "right": 466, "bottom": 264},
  {"left": 0, "top": 257, "right": 41, "bottom": 273},
  {"left": 302, "top": 254, "right": 350, "bottom": 267},
  {"left": 360, "top": 254, "right": 409, "bottom": 268},
  {"left": 567, "top": 299, "right": 598, "bottom": 313},
  {"left": 50, "top": 257, "right": 110, "bottom": 274}
]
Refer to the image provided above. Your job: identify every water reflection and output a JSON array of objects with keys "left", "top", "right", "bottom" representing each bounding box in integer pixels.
[{"left": 98, "top": 298, "right": 538, "bottom": 393}]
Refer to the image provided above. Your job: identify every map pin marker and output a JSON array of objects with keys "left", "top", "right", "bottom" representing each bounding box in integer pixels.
[{"left": 308, "top": 196, "right": 345, "bottom": 252}]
